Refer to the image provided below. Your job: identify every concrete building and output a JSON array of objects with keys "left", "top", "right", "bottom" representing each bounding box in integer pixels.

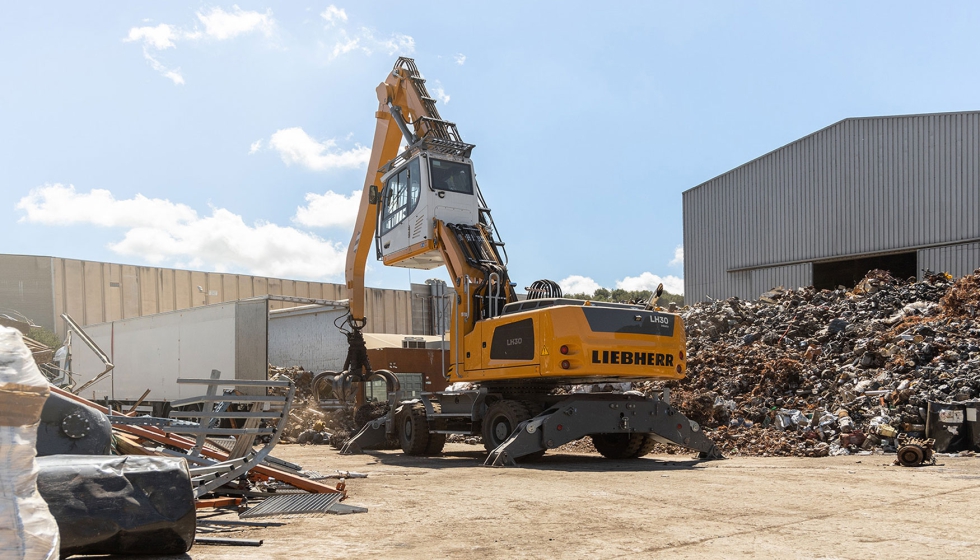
[
  {"left": 0, "top": 254, "right": 448, "bottom": 337},
  {"left": 683, "top": 111, "right": 980, "bottom": 303}
]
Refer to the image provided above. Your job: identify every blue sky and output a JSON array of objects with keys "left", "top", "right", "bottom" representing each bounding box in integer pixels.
[{"left": 3, "top": 2, "right": 979, "bottom": 296}]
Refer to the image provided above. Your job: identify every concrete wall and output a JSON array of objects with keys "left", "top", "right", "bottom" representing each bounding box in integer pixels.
[
  {"left": 0, "top": 254, "right": 415, "bottom": 337},
  {"left": 0, "top": 255, "right": 55, "bottom": 330},
  {"left": 684, "top": 111, "right": 980, "bottom": 302}
]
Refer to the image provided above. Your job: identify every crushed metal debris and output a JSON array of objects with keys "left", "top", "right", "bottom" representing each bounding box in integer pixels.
[{"left": 634, "top": 269, "right": 980, "bottom": 457}]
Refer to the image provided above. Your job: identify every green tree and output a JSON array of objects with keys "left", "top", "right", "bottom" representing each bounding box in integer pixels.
[
  {"left": 562, "top": 287, "right": 684, "bottom": 307},
  {"left": 28, "top": 326, "right": 62, "bottom": 348}
]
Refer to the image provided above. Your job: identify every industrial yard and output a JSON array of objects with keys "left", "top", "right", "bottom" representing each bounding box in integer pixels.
[
  {"left": 5, "top": 3, "right": 980, "bottom": 559},
  {"left": 185, "top": 445, "right": 980, "bottom": 559}
]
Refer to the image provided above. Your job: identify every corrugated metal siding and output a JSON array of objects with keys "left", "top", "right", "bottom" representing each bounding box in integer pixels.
[
  {"left": 684, "top": 112, "right": 980, "bottom": 302},
  {"left": 919, "top": 242, "right": 980, "bottom": 278},
  {"left": 235, "top": 299, "right": 269, "bottom": 395},
  {"left": 268, "top": 307, "right": 348, "bottom": 372}
]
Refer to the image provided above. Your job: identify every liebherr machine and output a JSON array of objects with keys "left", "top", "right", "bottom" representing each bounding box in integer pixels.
[{"left": 333, "top": 58, "right": 721, "bottom": 465}]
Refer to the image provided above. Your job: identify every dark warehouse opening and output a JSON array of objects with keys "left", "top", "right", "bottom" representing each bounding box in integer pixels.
[{"left": 812, "top": 252, "right": 918, "bottom": 291}]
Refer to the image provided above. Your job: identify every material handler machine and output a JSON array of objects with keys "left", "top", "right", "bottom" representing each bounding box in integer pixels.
[{"left": 335, "top": 58, "right": 721, "bottom": 465}]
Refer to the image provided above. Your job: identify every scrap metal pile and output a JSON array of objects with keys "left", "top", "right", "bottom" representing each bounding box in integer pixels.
[
  {"left": 637, "top": 269, "right": 980, "bottom": 458},
  {"left": 269, "top": 365, "right": 357, "bottom": 445}
]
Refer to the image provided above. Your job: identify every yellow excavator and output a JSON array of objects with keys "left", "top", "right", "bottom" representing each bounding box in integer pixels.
[{"left": 335, "top": 58, "right": 720, "bottom": 465}]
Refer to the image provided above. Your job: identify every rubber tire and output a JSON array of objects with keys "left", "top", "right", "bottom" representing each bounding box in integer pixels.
[
  {"left": 425, "top": 402, "right": 446, "bottom": 455},
  {"left": 591, "top": 433, "right": 645, "bottom": 459},
  {"left": 482, "top": 400, "right": 532, "bottom": 452},
  {"left": 630, "top": 434, "right": 659, "bottom": 458},
  {"left": 400, "top": 403, "right": 431, "bottom": 455}
]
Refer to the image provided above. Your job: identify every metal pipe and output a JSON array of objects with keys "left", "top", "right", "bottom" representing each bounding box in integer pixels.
[
  {"left": 63, "top": 313, "right": 114, "bottom": 395},
  {"left": 388, "top": 104, "right": 418, "bottom": 145},
  {"left": 488, "top": 272, "right": 500, "bottom": 317},
  {"left": 453, "top": 295, "right": 461, "bottom": 378}
]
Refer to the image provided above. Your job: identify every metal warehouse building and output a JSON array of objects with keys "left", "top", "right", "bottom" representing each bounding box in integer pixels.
[{"left": 683, "top": 111, "right": 980, "bottom": 303}]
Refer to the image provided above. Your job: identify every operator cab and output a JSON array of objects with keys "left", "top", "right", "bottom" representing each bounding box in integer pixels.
[{"left": 376, "top": 150, "right": 480, "bottom": 269}]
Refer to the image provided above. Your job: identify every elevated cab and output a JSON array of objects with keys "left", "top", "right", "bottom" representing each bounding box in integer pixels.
[{"left": 377, "top": 151, "right": 480, "bottom": 268}]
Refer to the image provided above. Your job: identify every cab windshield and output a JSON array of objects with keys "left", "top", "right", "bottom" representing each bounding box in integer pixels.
[
  {"left": 380, "top": 158, "right": 422, "bottom": 235},
  {"left": 429, "top": 158, "right": 473, "bottom": 194}
]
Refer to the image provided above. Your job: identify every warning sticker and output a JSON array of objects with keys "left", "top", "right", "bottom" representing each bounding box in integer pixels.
[{"left": 939, "top": 410, "right": 964, "bottom": 424}]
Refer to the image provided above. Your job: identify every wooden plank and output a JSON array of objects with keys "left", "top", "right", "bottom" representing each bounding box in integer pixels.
[{"left": 196, "top": 497, "right": 242, "bottom": 509}]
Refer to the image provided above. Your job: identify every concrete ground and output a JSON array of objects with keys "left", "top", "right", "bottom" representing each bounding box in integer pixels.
[{"left": 182, "top": 444, "right": 980, "bottom": 559}]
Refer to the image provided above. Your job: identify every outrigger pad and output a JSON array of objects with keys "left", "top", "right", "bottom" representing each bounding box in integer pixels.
[{"left": 484, "top": 393, "right": 724, "bottom": 467}]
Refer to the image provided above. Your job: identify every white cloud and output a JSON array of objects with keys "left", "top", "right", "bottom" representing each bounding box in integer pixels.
[
  {"left": 616, "top": 272, "right": 684, "bottom": 296},
  {"left": 669, "top": 245, "right": 683, "bottom": 267},
  {"left": 16, "top": 184, "right": 346, "bottom": 279},
  {"left": 328, "top": 27, "right": 414, "bottom": 59},
  {"left": 17, "top": 184, "right": 196, "bottom": 229},
  {"left": 126, "top": 24, "right": 178, "bottom": 50},
  {"left": 125, "top": 6, "right": 276, "bottom": 84},
  {"left": 454, "top": 53, "right": 466, "bottom": 65},
  {"left": 377, "top": 31, "right": 414, "bottom": 56},
  {"left": 559, "top": 275, "right": 601, "bottom": 295},
  {"left": 267, "top": 127, "right": 370, "bottom": 170},
  {"left": 331, "top": 31, "right": 360, "bottom": 57},
  {"left": 249, "top": 139, "right": 263, "bottom": 154},
  {"left": 196, "top": 6, "right": 275, "bottom": 40},
  {"left": 142, "top": 50, "right": 184, "bottom": 85},
  {"left": 431, "top": 81, "right": 450, "bottom": 104},
  {"left": 321, "top": 5, "right": 348, "bottom": 25},
  {"left": 293, "top": 190, "right": 360, "bottom": 229}
]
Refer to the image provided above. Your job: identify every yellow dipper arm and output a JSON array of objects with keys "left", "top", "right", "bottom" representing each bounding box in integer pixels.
[
  {"left": 345, "top": 58, "right": 454, "bottom": 326},
  {"left": 345, "top": 97, "right": 397, "bottom": 324}
]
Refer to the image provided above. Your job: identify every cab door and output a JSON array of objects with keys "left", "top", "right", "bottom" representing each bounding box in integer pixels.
[{"left": 378, "top": 157, "right": 422, "bottom": 258}]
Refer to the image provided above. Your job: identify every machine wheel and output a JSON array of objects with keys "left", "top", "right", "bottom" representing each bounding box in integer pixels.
[
  {"left": 591, "top": 433, "right": 645, "bottom": 459},
  {"left": 482, "top": 400, "right": 532, "bottom": 452},
  {"left": 630, "top": 434, "right": 659, "bottom": 458},
  {"left": 425, "top": 402, "right": 447, "bottom": 455},
  {"left": 399, "top": 403, "right": 431, "bottom": 455},
  {"left": 898, "top": 444, "right": 925, "bottom": 467}
]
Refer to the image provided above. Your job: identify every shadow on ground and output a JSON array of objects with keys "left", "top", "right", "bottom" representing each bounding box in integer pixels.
[{"left": 357, "top": 448, "right": 711, "bottom": 472}]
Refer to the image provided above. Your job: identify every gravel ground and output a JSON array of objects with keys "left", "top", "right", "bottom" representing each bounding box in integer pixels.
[{"left": 181, "top": 444, "right": 980, "bottom": 559}]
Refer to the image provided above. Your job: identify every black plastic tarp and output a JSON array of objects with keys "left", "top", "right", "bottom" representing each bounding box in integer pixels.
[
  {"left": 36, "top": 391, "right": 112, "bottom": 456},
  {"left": 35, "top": 455, "right": 196, "bottom": 557}
]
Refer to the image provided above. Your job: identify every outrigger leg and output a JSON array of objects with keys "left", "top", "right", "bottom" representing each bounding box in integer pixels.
[{"left": 484, "top": 392, "right": 724, "bottom": 467}]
